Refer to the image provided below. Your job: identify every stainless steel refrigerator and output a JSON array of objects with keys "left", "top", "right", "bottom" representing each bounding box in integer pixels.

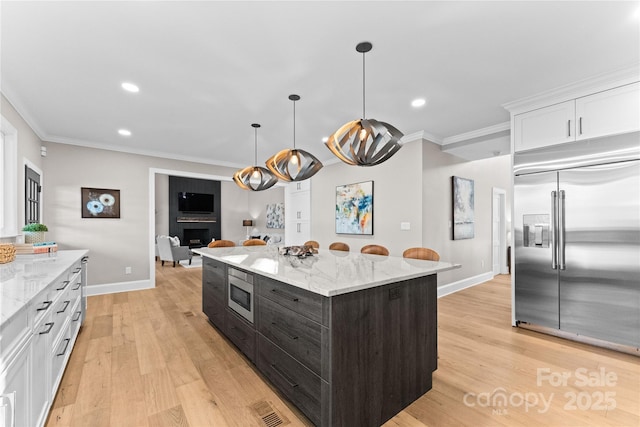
[{"left": 514, "top": 133, "right": 640, "bottom": 348}]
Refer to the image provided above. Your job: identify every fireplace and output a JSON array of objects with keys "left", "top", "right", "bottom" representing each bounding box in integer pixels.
[{"left": 183, "top": 228, "right": 209, "bottom": 248}]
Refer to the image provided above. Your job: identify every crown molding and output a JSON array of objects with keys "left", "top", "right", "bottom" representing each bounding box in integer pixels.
[
  {"left": 442, "top": 121, "right": 510, "bottom": 146},
  {"left": 502, "top": 63, "right": 640, "bottom": 115},
  {"left": 1, "top": 87, "right": 48, "bottom": 141}
]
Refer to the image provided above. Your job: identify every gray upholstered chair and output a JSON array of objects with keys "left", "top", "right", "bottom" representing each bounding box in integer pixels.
[{"left": 156, "top": 235, "right": 192, "bottom": 267}]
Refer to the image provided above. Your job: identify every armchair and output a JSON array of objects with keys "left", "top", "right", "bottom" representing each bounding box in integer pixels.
[{"left": 156, "top": 235, "right": 192, "bottom": 267}]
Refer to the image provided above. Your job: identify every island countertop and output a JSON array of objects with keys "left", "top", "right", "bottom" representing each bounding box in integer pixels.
[{"left": 193, "top": 246, "right": 459, "bottom": 297}]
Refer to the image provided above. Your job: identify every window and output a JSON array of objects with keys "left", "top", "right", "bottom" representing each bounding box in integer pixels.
[
  {"left": 0, "top": 116, "right": 18, "bottom": 237},
  {"left": 25, "top": 166, "right": 41, "bottom": 224}
]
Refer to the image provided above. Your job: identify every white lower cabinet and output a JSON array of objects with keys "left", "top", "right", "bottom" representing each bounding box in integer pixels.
[
  {"left": 0, "top": 339, "right": 30, "bottom": 427},
  {"left": 0, "top": 252, "right": 87, "bottom": 427}
]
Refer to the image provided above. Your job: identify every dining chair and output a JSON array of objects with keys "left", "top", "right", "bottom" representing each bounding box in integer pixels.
[
  {"left": 360, "top": 244, "right": 389, "bottom": 256},
  {"left": 243, "top": 239, "right": 267, "bottom": 246},
  {"left": 208, "top": 239, "right": 236, "bottom": 248},
  {"left": 329, "top": 242, "right": 350, "bottom": 252},
  {"left": 402, "top": 247, "right": 440, "bottom": 261}
]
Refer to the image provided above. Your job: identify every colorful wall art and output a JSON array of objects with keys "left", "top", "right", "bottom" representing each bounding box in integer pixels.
[
  {"left": 266, "top": 202, "right": 284, "bottom": 229},
  {"left": 335, "top": 181, "right": 373, "bottom": 235},
  {"left": 81, "top": 187, "right": 121, "bottom": 218},
  {"left": 452, "top": 176, "right": 474, "bottom": 239}
]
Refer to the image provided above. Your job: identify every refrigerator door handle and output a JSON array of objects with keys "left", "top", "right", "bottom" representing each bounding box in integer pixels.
[
  {"left": 551, "top": 190, "right": 558, "bottom": 270},
  {"left": 558, "top": 190, "right": 566, "bottom": 270}
]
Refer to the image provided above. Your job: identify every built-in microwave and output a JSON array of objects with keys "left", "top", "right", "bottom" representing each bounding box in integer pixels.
[{"left": 228, "top": 267, "right": 254, "bottom": 323}]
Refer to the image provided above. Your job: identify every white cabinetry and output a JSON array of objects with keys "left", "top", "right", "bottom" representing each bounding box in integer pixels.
[
  {"left": 285, "top": 181, "right": 311, "bottom": 245},
  {"left": 0, "top": 252, "right": 86, "bottom": 427},
  {"left": 514, "top": 82, "right": 640, "bottom": 152}
]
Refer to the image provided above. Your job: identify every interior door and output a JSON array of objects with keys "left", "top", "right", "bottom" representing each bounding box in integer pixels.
[
  {"left": 514, "top": 170, "right": 559, "bottom": 328},
  {"left": 559, "top": 160, "right": 640, "bottom": 347},
  {"left": 492, "top": 193, "right": 501, "bottom": 275}
]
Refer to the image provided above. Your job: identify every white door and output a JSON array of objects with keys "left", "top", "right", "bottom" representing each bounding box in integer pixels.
[
  {"left": 492, "top": 188, "right": 507, "bottom": 276},
  {"left": 492, "top": 194, "right": 501, "bottom": 275}
]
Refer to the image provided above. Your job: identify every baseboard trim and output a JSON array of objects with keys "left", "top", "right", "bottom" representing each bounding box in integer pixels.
[
  {"left": 85, "top": 279, "right": 154, "bottom": 296},
  {"left": 437, "top": 271, "right": 495, "bottom": 299}
]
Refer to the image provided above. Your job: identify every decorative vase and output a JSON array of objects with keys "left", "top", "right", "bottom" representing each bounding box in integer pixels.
[{"left": 24, "top": 231, "right": 46, "bottom": 244}]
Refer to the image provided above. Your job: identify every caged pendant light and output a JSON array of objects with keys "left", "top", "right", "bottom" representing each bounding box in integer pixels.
[
  {"left": 325, "top": 42, "right": 404, "bottom": 166},
  {"left": 266, "top": 94, "right": 323, "bottom": 181},
  {"left": 233, "top": 124, "right": 279, "bottom": 191}
]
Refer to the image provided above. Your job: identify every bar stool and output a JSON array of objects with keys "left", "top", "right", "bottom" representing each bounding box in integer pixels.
[
  {"left": 329, "top": 242, "right": 350, "bottom": 252},
  {"left": 402, "top": 247, "right": 440, "bottom": 261},
  {"left": 208, "top": 240, "right": 236, "bottom": 248},
  {"left": 243, "top": 239, "right": 267, "bottom": 246},
  {"left": 360, "top": 244, "right": 389, "bottom": 256}
]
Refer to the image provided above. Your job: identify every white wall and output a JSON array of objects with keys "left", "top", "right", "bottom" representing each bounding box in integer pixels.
[
  {"left": 311, "top": 139, "right": 424, "bottom": 256},
  {"left": 421, "top": 140, "right": 512, "bottom": 285}
]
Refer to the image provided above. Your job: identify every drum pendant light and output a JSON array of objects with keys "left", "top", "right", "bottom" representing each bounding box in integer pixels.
[
  {"left": 233, "top": 124, "right": 279, "bottom": 191},
  {"left": 325, "top": 42, "right": 404, "bottom": 166},
  {"left": 266, "top": 94, "right": 323, "bottom": 181}
]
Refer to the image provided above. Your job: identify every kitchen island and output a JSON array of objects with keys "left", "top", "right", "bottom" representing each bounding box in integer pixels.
[{"left": 193, "top": 246, "right": 459, "bottom": 427}]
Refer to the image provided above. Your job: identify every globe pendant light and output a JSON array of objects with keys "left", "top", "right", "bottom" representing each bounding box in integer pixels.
[
  {"left": 266, "top": 94, "right": 323, "bottom": 181},
  {"left": 325, "top": 42, "right": 404, "bottom": 166},
  {"left": 233, "top": 124, "right": 279, "bottom": 191}
]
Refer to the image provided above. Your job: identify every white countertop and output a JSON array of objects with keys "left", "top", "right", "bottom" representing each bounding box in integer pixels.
[
  {"left": 0, "top": 250, "right": 88, "bottom": 325},
  {"left": 193, "top": 246, "right": 460, "bottom": 297}
]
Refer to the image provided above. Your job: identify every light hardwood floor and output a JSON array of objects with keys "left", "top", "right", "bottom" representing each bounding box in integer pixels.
[{"left": 46, "top": 262, "right": 640, "bottom": 427}]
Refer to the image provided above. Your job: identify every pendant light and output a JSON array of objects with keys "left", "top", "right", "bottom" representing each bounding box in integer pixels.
[
  {"left": 266, "top": 94, "right": 323, "bottom": 181},
  {"left": 233, "top": 124, "right": 279, "bottom": 191},
  {"left": 325, "top": 42, "right": 404, "bottom": 166}
]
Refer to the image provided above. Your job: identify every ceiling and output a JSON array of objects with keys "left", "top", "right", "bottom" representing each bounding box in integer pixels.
[{"left": 2, "top": 1, "right": 639, "bottom": 166}]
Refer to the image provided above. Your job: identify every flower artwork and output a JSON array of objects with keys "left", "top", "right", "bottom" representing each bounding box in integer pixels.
[
  {"left": 81, "top": 188, "right": 120, "bottom": 218},
  {"left": 335, "top": 181, "right": 373, "bottom": 235}
]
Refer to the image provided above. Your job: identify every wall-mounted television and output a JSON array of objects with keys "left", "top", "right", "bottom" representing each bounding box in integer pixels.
[{"left": 178, "top": 192, "right": 214, "bottom": 213}]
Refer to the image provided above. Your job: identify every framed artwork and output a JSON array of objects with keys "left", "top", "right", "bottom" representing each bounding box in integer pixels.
[
  {"left": 81, "top": 187, "right": 120, "bottom": 218},
  {"left": 452, "top": 176, "right": 474, "bottom": 239},
  {"left": 266, "top": 202, "right": 284, "bottom": 229},
  {"left": 335, "top": 180, "right": 373, "bottom": 235}
]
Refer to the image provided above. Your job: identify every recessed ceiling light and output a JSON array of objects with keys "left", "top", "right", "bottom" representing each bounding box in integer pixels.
[
  {"left": 121, "top": 82, "right": 139, "bottom": 93},
  {"left": 118, "top": 129, "right": 132, "bottom": 137},
  {"left": 411, "top": 98, "right": 427, "bottom": 108}
]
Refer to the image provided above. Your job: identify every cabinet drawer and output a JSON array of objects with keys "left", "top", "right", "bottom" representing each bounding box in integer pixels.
[
  {"left": 258, "top": 297, "right": 322, "bottom": 376},
  {"left": 257, "top": 276, "right": 325, "bottom": 325},
  {"left": 203, "top": 258, "right": 226, "bottom": 300},
  {"left": 50, "top": 297, "right": 73, "bottom": 344},
  {"left": 70, "top": 298, "right": 83, "bottom": 340},
  {"left": 0, "top": 308, "right": 30, "bottom": 362},
  {"left": 51, "top": 321, "right": 72, "bottom": 395},
  {"left": 203, "top": 295, "right": 226, "bottom": 332},
  {"left": 225, "top": 308, "right": 255, "bottom": 362},
  {"left": 256, "top": 334, "right": 320, "bottom": 426}
]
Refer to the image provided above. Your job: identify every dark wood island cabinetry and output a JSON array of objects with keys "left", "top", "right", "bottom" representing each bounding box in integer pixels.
[{"left": 197, "top": 247, "right": 457, "bottom": 427}]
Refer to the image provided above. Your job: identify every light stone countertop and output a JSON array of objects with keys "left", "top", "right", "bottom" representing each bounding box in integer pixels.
[
  {"left": 0, "top": 250, "right": 88, "bottom": 325},
  {"left": 193, "top": 246, "right": 460, "bottom": 297}
]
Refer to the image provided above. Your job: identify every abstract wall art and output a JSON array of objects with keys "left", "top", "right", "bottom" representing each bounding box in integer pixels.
[
  {"left": 81, "top": 187, "right": 120, "bottom": 218},
  {"left": 452, "top": 176, "right": 474, "bottom": 239},
  {"left": 335, "top": 181, "right": 373, "bottom": 235},
  {"left": 266, "top": 202, "right": 284, "bottom": 229}
]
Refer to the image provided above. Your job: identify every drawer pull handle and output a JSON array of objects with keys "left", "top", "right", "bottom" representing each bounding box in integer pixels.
[
  {"left": 72, "top": 311, "right": 82, "bottom": 322},
  {"left": 57, "top": 338, "right": 71, "bottom": 357},
  {"left": 228, "top": 326, "right": 247, "bottom": 341},
  {"left": 39, "top": 322, "right": 54, "bottom": 335},
  {"left": 270, "top": 364, "right": 298, "bottom": 388},
  {"left": 56, "top": 280, "right": 70, "bottom": 291},
  {"left": 73, "top": 268, "right": 82, "bottom": 274},
  {"left": 36, "top": 301, "right": 52, "bottom": 311},
  {"left": 57, "top": 300, "right": 70, "bottom": 314},
  {"left": 271, "top": 322, "right": 298, "bottom": 340},
  {"left": 72, "top": 282, "right": 82, "bottom": 290},
  {"left": 271, "top": 289, "right": 299, "bottom": 302}
]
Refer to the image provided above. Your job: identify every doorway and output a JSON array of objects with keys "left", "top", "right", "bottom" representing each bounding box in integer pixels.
[{"left": 492, "top": 187, "right": 508, "bottom": 275}]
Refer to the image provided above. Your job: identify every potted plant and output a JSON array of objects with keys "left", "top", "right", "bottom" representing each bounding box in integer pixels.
[{"left": 22, "top": 223, "right": 48, "bottom": 244}]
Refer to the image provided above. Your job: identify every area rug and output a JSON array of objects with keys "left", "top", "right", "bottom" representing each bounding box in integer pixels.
[{"left": 180, "top": 256, "right": 202, "bottom": 269}]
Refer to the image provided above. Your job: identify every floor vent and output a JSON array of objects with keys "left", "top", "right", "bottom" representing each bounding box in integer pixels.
[
  {"left": 250, "top": 400, "right": 289, "bottom": 427},
  {"left": 183, "top": 311, "right": 195, "bottom": 317}
]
